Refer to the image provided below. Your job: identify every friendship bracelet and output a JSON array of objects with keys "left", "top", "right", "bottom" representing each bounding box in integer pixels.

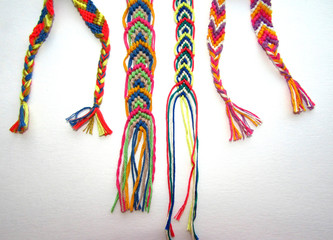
[
  {"left": 165, "top": 0, "right": 199, "bottom": 239},
  {"left": 208, "top": 0, "right": 315, "bottom": 141},
  {"left": 10, "top": 0, "right": 54, "bottom": 133},
  {"left": 10, "top": 2, "right": 315, "bottom": 236},
  {"left": 208, "top": 0, "right": 262, "bottom": 141},
  {"left": 111, "top": 0, "right": 156, "bottom": 213},
  {"left": 251, "top": 0, "right": 315, "bottom": 113},
  {"left": 10, "top": 0, "right": 112, "bottom": 136}
]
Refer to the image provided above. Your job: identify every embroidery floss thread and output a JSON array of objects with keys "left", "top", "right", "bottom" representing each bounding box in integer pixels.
[
  {"left": 250, "top": 0, "right": 315, "bottom": 113},
  {"left": 111, "top": 0, "right": 156, "bottom": 213},
  {"left": 10, "top": 0, "right": 54, "bottom": 133},
  {"left": 10, "top": 0, "right": 112, "bottom": 136},
  {"left": 165, "top": 0, "right": 199, "bottom": 239},
  {"left": 208, "top": 0, "right": 262, "bottom": 141}
]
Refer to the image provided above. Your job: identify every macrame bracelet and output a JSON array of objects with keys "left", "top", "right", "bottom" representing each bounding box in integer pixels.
[
  {"left": 208, "top": 0, "right": 262, "bottom": 141},
  {"left": 251, "top": 0, "right": 315, "bottom": 113},
  {"left": 10, "top": 0, "right": 112, "bottom": 136},
  {"left": 165, "top": 0, "right": 199, "bottom": 239},
  {"left": 111, "top": 0, "right": 156, "bottom": 213}
]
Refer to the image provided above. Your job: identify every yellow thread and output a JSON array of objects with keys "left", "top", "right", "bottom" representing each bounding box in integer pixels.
[
  {"left": 96, "top": 114, "right": 107, "bottom": 136},
  {"left": 44, "top": 14, "right": 53, "bottom": 30},
  {"left": 288, "top": 79, "right": 304, "bottom": 113},
  {"left": 19, "top": 93, "right": 24, "bottom": 101},
  {"left": 72, "top": 0, "right": 87, "bottom": 11},
  {"left": 180, "top": 96, "right": 198, "bottom": 229},
  {"left": 95, "top": 96, "right": 102, "bottom": 105},
  {"left": 83, "top": 115, "right": 95, "bottom": 134},
  {"left": 22, "top": 102, "right": 29, "bottom": 127},
  {"left": 180, "top": 97, "right": 193, "bottom": 156},
  {"left": 174, "top": 3, "right": 195, "bottom": 23},
  {"left": 95, "top": 85, "right": 100, "bottom": 93}
]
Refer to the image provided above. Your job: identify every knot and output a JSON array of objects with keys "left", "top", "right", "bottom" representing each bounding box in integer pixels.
[
  {"left": 285, "top": 75, "right": 293, "bottom": 82},
  {"left": 176, "top": 79, "right": 192, "bottom": 90}
]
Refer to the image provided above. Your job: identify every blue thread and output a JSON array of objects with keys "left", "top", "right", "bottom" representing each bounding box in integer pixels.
[
  {"left": 25, "top": 73, "right": 32, "bottom": 81},
  {"left": 128, "top": 44, "right": 154, "bottom": 70},
  {"left": 176, "top": 67, "right": 192, "bottom": 84},
  {"left": 86, "top": 0, "right": 97, "bottom": 13},
  {"left": 165, "top": 84, "right": 199, "bottom": 239},
  {"left": 133, "top": 79, "right": 146, "bottom": 89},
  {"left": 18, "top": 104, "right": 26, "bottom": 131},
  {"left": 134, "top": 32, "right": 147, "bottom": 43},
  {"left": 176, "top": 5, "right": 193, "bottom": 22},
  {"left": 38, "top": 7, "right": 48, "bottom": 24},
  {"left": 86, "top": 22, "right": 102, "bottom": 35},
  {"left": 66, "top": 107, "right": 93, "bottom": 126},
  {"left": 127, "top": 90, "right": 151, "bottom": 113},
  {"left": 176, "top": 35, "right": 194, "bottom": 53}
]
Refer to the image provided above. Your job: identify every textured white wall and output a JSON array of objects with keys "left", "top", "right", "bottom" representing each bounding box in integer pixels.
[{"left": 1, "top": 0, "right": 333, "bottom": 239}]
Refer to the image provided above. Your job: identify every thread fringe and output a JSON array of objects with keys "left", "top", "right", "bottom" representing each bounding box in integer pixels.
[
  {"left": 10, "top": 102, "right": 29, "bottom": 133},
  {"left": 225, "top": 101, "right": 262, "bottom": 141},
  {"left": 288, "top": 79, "right": 315, "bottom": 114},
  {"left": 66, "top": 106, "right": 112, "bottom": 136},
  {"left": 250, "top": 0, "right": 315, "bottom": 114}
]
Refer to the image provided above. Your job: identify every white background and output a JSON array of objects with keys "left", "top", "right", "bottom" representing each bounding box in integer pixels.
[{"left": 1, "top": 0, "right": 333, "bottom": 239}]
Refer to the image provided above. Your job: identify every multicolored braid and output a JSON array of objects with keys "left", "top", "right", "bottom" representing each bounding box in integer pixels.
[
  {"left": 10, "top": 0, "right": 54, "bottom": 133},
  {"left": 165, "top": 0, "right": 199, "bottom": 239},
  {"left": 66, "top": 0, "right": 112, "bottom": 136},
  {"left": 111, "top": 0, "right": 156, "bottom": 213},
  {"left": 11, "top": 0, "right": 112, "bottom": 136},
  {"left": 208, "top": 0, "right": 262, "bottom": 141},
  {"left": 251, "top": 0, "right": 315, "bottom": 113}
]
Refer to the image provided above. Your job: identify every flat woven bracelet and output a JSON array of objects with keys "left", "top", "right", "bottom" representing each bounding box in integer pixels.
[
  {"left": 10, "top": 0, "right": 112, "bottom": 136},
  {"left": 111, "top": 0, "right": 156, "bottom": 213},
  {"left": 165, "top": 0, "right": 199, "bottom": 239},
  {"left": 208, "top": 0, "right": 262, "bottom": 141},
  {"left": 207, "top": 0, "right": 315, "bottom": 142}
]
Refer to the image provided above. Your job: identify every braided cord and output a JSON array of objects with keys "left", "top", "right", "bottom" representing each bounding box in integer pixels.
[
  {"left": 10, "top": 0, "right": 54, "bottom": 133},
  {"left": 67, "top": 0, "right": 112, "bottom": 136},
  {"left": 250, "top": 0, "right": 315, "bottom": 113},
  {"left": 111, "top": 0, "right": 156, "bottom": 213},
  {"left": 165, "top": 0, "right": 199, "bottom": 239},
  {"left": 11, "top": 0, "right": 111, "bottom": 136},
  {"left": 208, "top": 0, "right": 262, "bottom": 141}
]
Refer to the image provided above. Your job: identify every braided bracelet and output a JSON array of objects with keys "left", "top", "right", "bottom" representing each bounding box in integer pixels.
[
  {"left": 165, "top": 0, "right": 199, "bottom": 239},
  {"left": 111, "top": 0, "right": 156, "bottom": 213},
  {"left": 10, "top": 0, "right": 112, "bottom": 136},
  {"left": 251, "top": 0, "right": 315, "bottom": 113},
  {"left": 208, "top": 0, "right": 262, "bottom": 141},
  {"left": 207, "top": 0, "right": 315, "bottom": 142}
]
